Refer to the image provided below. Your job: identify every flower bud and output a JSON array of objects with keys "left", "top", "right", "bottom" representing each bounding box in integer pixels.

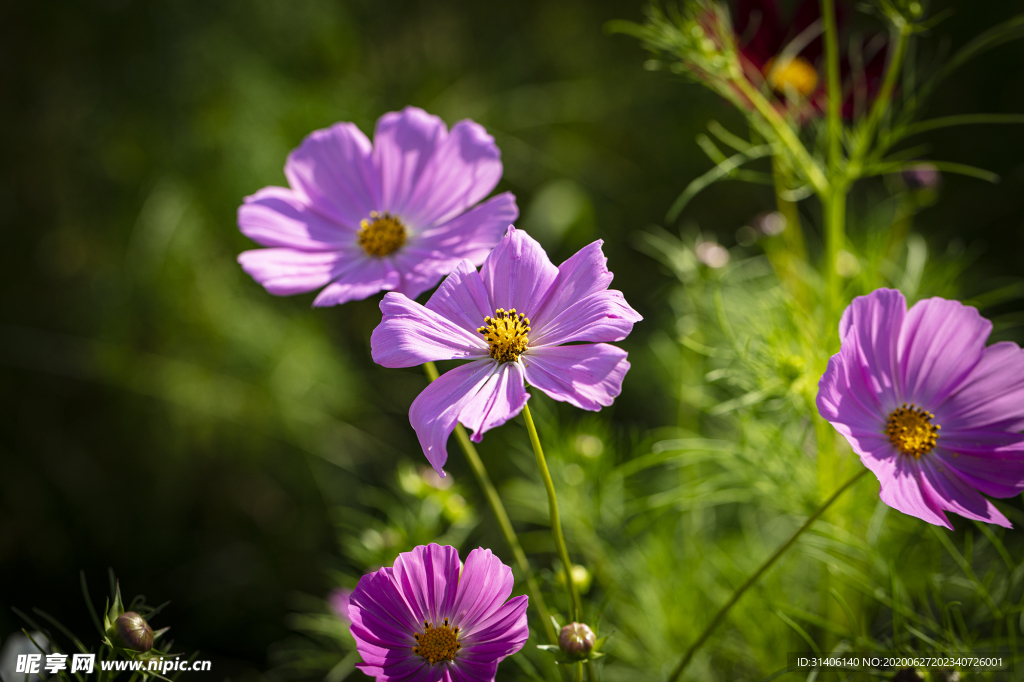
[
  {"left": 112, "top": 611, "right": 154, "bottom": 652},
  {"left": 558, "top": 622, "right": 596, "bottom": 660}
]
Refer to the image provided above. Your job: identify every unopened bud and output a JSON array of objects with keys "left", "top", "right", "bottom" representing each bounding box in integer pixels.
[
  {"left": 558, "top": 622, "right": 596, "bottom": 660},
  {"left": 112, "top": 612, "right": 154, "bottom": 652}
]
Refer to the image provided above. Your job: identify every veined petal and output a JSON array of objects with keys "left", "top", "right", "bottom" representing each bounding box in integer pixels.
[
  {"left": 939, "top": 449, "right": 1024, "bottom": 498},
  {"left": 877, "top": 455, "right": 952, "bottom": 529},
  {"left": 837, "top": 288, "right": 904, "bottom": 410},
  {"left": 458, "top": 362, "right": 530, "bottom": 444},
  {"left": 373, "top": 107, "right": 448, "bottom": 223},
  {"left": 447, "top": 660, "right": 499, "bottom": 682},
  {"left": 394, "top": 118, "right": 504, "bottom": 228},
  {"left": 312, "top": 257, "right": 401, "bottom": 307},
  {"left": 284, "top": 122, "right": 380, "bottom": 230},
  {"left": 531, "top": 240, "right": 614, "bottom": 328},
  {"left": 410, "top": 360, "right": 497, "bottom": 475},
  {"left": 391, "top": 544, "right": 461, "bottom": 627},
  {"left": 449, "top": 548, "right": 515, "bottom": 634},
  {"left": 523, "top": 344, "right": 629, "bottom": 410},
  {"left": 423, "top": 260, "right": 493, "bottom": 337},
  {"left": 372, "top": 291, "right": 489, "bottom": 368},
  {"left": 237, "top": 248, "right": 361, "bottom": 296},
  {"left": 897, "top": 296, "right": 990, "bottom": 407},
  {"left": 405, "top": 192, "right": 519, "bottom": 275},
  {"left": 918, "top": 458, "right": 1011, "bottom": 527},
  {"left": 530, "top": 290, "right": 642, "bottom": 346},
  {"left": 817, "top": 352, "right": 889, "bottom": 434},
  {"left": 458, "top": 595, "right": 529, "bottom": 656},
  {"left": 935, "top": 341, "right": 1024, "bottom": 432},
  {"left": 238, "top": 186, "right": 357, "bottom": 250},
  {"left": 480, "top": 226, "right": 558, "bottom": 319}
]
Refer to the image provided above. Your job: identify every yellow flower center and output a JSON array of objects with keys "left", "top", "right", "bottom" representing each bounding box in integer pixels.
[
  {"left": 413, "top": 618, "right": 461, "bottom": 665},
  {"left": 886, "top": 403, "right": 941, "bottom": 458},
  {"left": 478, "top": 308, "right": 530, "bottom": 363},
  {"left": 358, "top": 211, "right": 406, "bottom": 257},
  {"left": 764, "top": 56, "right": 818, "bottom": 98}
]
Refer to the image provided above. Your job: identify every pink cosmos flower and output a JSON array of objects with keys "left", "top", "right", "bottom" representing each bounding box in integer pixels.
[
  {"left": 237, "top": 107, "right": 518, "bottom": 307},
  {"left": 347, "top": 544, "right": 528, "bottom": 682},
  {"left": 370, "top": 226, "right": 642, "bottom": 475},
  {"left": 817, "top": 288, "right": 1024, "bottom": 529}
]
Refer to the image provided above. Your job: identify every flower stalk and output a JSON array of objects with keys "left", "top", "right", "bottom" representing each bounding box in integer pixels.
[
  {"left": 422, "top": 362, "right": 558, "bottom": 645},
  {"left": 666, "top": 468, "right": 869, "bottom": 682},
  {"left": 522, "top": 401, "right": 583, "bottom": 623}
]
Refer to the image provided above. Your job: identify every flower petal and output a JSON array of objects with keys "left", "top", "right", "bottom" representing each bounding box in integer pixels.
[
  {"left": 373, "top": 107, "right": 448, "bottom": 222},
  {"left": 939, "top": 449, "right": 1024, "bottom": 498},
  {"left": 935, "top": 341, "right": 1024, "bottom": 432},
  {"left": 530, "top": 290, "right": 642, "bottom": 346},
  {"left": 836, "top": 288, "right": 905, "bottom": 410},
  {"left": 876, "top": 455, "right": 952, "bottom": 529},
  {"left": 238, "top": 186, "right": 356, "bottom": 250},
  {"left": 458, "top": 594, "right": 529, "bottom": 658},
  {"left": 479, "top": 226, "right": 559, "bottom": 319},
  {"left": 409, "top": 360, "right": 497, "bottom": 475},
  {"left": 458, "top": 362, "right": 530, "bottom": 444},
  {"left": 423, "top": 260, "right": 494, "bottom": 337},
  {"left": 918, "top": 458, "right": 1011, "bottom": 527},
  {"left": 447, "top": 660, "right": 499, "bottom": 682},
  {"left": 523, "top": 343, "right": 629, "bottom": 410},
  {"left": 385, "top": 117, "right": 504, "bottom": 228},
  {"left": 449, "top": 548, "right": 515, "bottom": 632},
  {"left": 817, "top": 352, "right": 889, "bottom": 437},
  {"left": 531, "top": 240, "right": 615, "bottom": 328},
  {"left": 311, "top": 257, "right": 401, "bottom": 307},
  {"left": 401, "top": 192, "right": 519, "bottom": 285},
  {"left": 897, "top": 296, "right": 990, "bottom": 407},
  {"left": 284, "top": 122, "right": 379, "bottom": 230},
  {"left": 237, "top": 248, "right": 360, "bottom": 296},
  {"left": 391, "top": 544, "right": 462, "bottom": 627},
  {"left": 372, "top": 290, "right": 489, "bottom": 368},
  {"left": 349, "top": 567, "right": 419, "bottom": 645}
]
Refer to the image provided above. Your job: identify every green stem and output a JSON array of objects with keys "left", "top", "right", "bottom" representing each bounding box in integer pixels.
[
  {"left": 821, "top": 0, "right": 843, "bottom": 176},
  {"left": 576, "top": 663, "right": 583, "bottom": 682},
  {"left": 522, "top": 401, "right": 583, "bottom": 622},
  {"left": 422, "top": 362, "right": 558, "bottom": 645},
  {"left": 849, "top": 22, "right": 911, "bottom": 173},
  {"left": 665, "top": 468, "right": 869, "bottom": 682},
  {"left": 730, "top": 71, "right": 829, "bottom": 194},
  {"left": 823, "top": 184, "right": 848, "bottom": 349}
]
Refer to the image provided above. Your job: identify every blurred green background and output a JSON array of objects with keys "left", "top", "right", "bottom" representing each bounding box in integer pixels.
[{"left": 1, "top": 0, "right": 1023, "bottom": 678}]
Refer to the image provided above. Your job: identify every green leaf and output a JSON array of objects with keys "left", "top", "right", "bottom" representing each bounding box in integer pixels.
[
  {"left": 898, "top": 113, "right": 1024, "bottom": 140},
  {"left": 667, "top": 145, "right": 775, "bottom": 221},
  {"left": 863, "top": 160, "right": 999, "bottom": 184}
]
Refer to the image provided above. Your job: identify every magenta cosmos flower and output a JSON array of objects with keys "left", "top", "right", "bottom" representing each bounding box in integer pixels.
[
  {"left": 817, "top": 288, "right": 1024, "bottom": 529},
  {"left": 347, "top": 544, "right": 528, "bottom": 682},
  {"left": 370, "top": 226, "right": 642, "bottom": 475},
  {"left": 237, "top": 107, "right": 517, "bottom": 307}
]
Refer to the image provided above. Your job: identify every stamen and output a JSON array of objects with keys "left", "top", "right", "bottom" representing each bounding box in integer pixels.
[
  {"left": 411, "top": 619, "right": 461, "bottom": 665},
  {"left": 358, "top": 211, "right": 406, "bottom": 257},
  {"left": 886, "top": 403, "right": 940, "bottom": 458},
  {"left": 478, "top": 308, "right": 531, "bottom": 363}
]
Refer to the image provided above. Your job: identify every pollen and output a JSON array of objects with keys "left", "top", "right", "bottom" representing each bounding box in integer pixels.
[
  {"left": 886, "top": 403, "right": 940, "bottom": 458},
  {"left": 764, "top": 55, "right": 818, "bottom": 98},
  {"left": 478, "top": 308, "right": 530, "bottom": 363},
  {"left": 412, "top": 618, "right": 461, "bottom": 665},
  {"left": 358, "top": 211, "right": 406, "bottom": 257}
]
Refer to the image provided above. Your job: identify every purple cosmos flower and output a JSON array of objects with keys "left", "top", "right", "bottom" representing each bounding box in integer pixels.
[
  {"left": 237, "top": 107, "right": 518, "bottom": 307},
  {"left": 817, "top": 288, "right": 1024, "bottom": 529},
  {"left": 370, "top": 226, "right": 642, "bottom": 475},
  {"left": 347, "top": 544, "right": 528, "bottom": 682}
]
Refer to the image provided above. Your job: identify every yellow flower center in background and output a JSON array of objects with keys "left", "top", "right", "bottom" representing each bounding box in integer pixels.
[
  {"left": 478, "top": 308, "right": 530, "bottom": 363},
  {"left": 886, "top": 403, "right": 940, "bottom": 458},
  {"left": 413, "top": 618, "right": 461, "bottom": 664},
  {"left": 358, "top": 211, "right": 406, "bottom": 257},
  {"left": 764, "top": 56, "right": 818, "bottom": 98}
]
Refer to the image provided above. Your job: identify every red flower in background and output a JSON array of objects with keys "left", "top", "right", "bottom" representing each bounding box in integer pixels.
[{"left": 732, "top": 0, "right": 888, "bottom": 120}]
